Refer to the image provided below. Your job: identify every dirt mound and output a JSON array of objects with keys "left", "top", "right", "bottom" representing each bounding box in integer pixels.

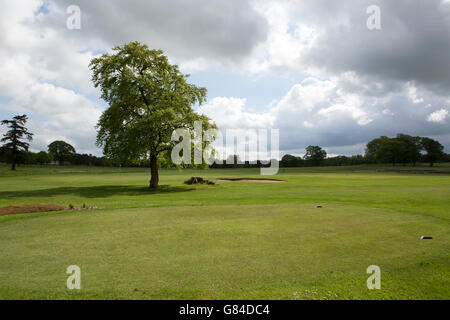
[
  {"left": 184, "top": 177, "right": 215, "bottom": 185},
  {"left": 217, "top": 178, "right": 286, "bottom": 183},
  {"left": 0, "top": 204, "right": 66, "bottom": 216}
]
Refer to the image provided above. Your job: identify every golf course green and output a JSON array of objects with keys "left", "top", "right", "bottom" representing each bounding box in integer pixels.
[{"left": 0, "top": 164, "right": 449, "bottom": 299}]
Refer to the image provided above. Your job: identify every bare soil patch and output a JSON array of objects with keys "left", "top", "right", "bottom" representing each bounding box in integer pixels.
[
  {"left": 0, "top": 204, "right": 66, "bottom": 216},
  {"left": 217, "top": 178, "right": 286, "bottom": 183}
]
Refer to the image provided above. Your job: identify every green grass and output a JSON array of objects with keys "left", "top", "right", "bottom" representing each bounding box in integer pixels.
[{"left": 0, "top": 163, "right": 449, "bottom": 299}]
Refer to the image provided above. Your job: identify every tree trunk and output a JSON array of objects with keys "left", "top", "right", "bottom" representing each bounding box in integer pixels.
[
  {"left": 149, "top": 155, "right": 159, "bottom": 189},
  {"left": 11, "top": 148, "right": 16, "bottom": 171}
]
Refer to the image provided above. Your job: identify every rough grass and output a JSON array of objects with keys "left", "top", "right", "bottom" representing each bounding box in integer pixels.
[{"left": 0, "top": 163, "right": 449, "bottom": 299}]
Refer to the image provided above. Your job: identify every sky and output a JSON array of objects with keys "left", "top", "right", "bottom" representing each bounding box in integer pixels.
[{"left": 0, "top": 0, "right": 449, "bottom": 157}]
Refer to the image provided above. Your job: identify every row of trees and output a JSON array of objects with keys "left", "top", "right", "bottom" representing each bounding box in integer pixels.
[
  {"left": 0, "top": 118, "right": 115, "bottom": 168},
  {"left": 1, "top": 116, "right": 448, "bottom": 170},
  {"left": 280, "top": 146, "right": 328, "bottom": 167},
  {"left": 365, "top": 134, "right": 445, "bottom": 167},
  {"left": 0, "top": 148, "right": 115, "bottom": 167},
  {"left": 279, "top": 134, "right": 447, "bottom": 168},
  {"left": 281, "top": 146, "right": 363, "bottom": 167},
  {"left": 1, "top": 116, "right": 448, "bottom": 171}
]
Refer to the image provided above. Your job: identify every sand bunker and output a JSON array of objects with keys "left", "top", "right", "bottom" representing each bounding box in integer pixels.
[{"left": 217, "top": 178, "right": 286, "bottom": 183}]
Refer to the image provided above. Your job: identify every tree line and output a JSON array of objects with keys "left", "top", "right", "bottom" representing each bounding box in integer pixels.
[
  {"left": 0, "top": 117, "right": 114, "bottom": 169},
  {"left": 280, "top": 134, "right": 448, "bottom": 168},
  {"left": 365, "top": 134, "right": 445, "bottom": 167},
  {"left": 1, "top": 116, "right": 448, "bottom": 171},
  {"left": 0, "top": 115, "right": 450, "bottom": 170}
]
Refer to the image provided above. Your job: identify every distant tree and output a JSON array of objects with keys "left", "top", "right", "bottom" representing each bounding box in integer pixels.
[
  {"left": 22, "top": 151, "right": 37, "bottom": 165},
  {"left": 377, "top": 138, "right": 406, "bottom": 166},
  {"left": 304, "top": 146, "right": 327, "bottom": 166},
  {"left": 421, "top": 137, "right": 445, "bottom": 167},
  {"left": 225, "top": 155, "right": 242, "bottom": 168},
  {"left": 0, "top": 145, "right": 7, "bottom": 163},
  {"left": 396, "top": 134, "right": 422, "bottom": 166},
  {"left": 48, "top": 141, "right": 76, "bottom": 164},
  {"left": 35, "top": 151, "right": 53, "bottom": 165},
  {"left": 0, "top": 115, "right": 34, "bottom": 170},
  {"left": 280, "top": 154, "right": 303, "bottom": 167},
  {"left": 365, "top": 136, "right": 388, "bottom": 162},
  {"left": 90, "top": 42, "right": 215, "bottom": 188}
]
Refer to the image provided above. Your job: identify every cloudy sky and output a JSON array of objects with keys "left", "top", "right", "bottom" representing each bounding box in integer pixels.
[{"left": 1, "top": 0, "right": 449, "bottom": 157}]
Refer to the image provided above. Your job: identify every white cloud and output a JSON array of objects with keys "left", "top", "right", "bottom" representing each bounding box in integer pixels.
[
  {"left": 317, "top": 93, "right": 372, "bottom": 126},
  {"left": 247, "top": 1, "right": 322, "bottom": 74},
  {"left": 272, "top": 78, "right": 373, "bottom": 129},
  {"left": 407, "top": 82, "right": 424, "bottom": 104},
  {"left": 303, "top": 121, "right": 314, "bottom": 128},
  {"left": 0, "top": 0, "right": 104, "bottom": 154},
  {"left": 201, "top": 76, "right": 450, "bottom": 153},
  {"left": 198, "top": 97, "right": 273, "bottom": 129},
  {"left": 427, "top": 109, "right": 449, "bottom": 123},
  {"left": 0, "top": 81, "right": 103, "bottom": 154},
  {"left": 200, "top": 78, "right": 374, "bottom": 152}
]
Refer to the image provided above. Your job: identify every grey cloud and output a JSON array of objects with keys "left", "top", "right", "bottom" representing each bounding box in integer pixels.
[
  {"left": 42, "top": 0, "right": 268, "bottom": 64},
  {"left": 276, "top": 90, "right": 450, "bottom": 153},
  {"left": 299, "top": 0, "right": 450, "bottom": 95}
]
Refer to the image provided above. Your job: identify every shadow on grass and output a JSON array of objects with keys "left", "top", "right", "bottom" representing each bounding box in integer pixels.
[{"left": 0, "top": 185, "right": 194, "bottom": 199}]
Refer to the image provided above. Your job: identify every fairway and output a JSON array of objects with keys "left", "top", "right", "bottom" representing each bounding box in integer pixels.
[{"left": 0, "top": 164, "right": 449, "bottom": 299}]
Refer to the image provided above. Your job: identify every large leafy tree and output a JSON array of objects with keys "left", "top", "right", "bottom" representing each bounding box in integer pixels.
[
  {"left": 90, "top": 42, "right": 214, "bottom": 188},
  {"left": 48, "top": 140, "right": 76, "bottom": 164},
  {"left": 421, "top": 137, "right": 445, "bottom": 167},
  {"left": 1, "top": 115, "right": 33, "bottom": 171}
]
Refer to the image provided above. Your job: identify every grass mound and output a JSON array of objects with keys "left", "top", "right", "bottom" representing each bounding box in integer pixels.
[{"left": 0, "top": 204, "right": 65, "bottom": 216}]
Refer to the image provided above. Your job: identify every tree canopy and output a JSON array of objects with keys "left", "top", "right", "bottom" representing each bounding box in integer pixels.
[
  {"left": 90, "top": 42, "right": 215, "bottom": 188},
  {"left": 48, "top": 140, "right": 76, "bottom": 163},
  {"left": 304, "top": 145, "right": 327, "bottom": 166},
  {"left": 365, "top": 134, "right": 445, "bottom": 167},
  {"left": 421, "top": 137, "right": 445, "bottom": 167},
  {"left": 1, "top": 114, "right": 33, "bottom": 170}
]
